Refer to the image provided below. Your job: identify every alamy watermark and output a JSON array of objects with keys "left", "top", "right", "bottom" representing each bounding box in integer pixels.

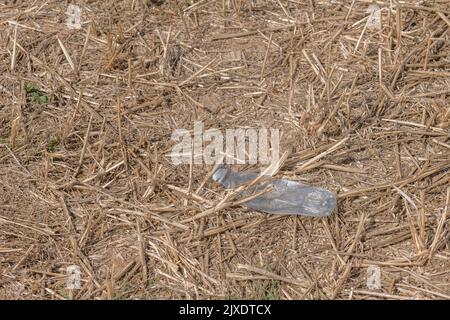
[
  {"left": 171, "top": 122, "right": 280, "bottom": 166},
  {"left": 366, "top": 3, "right": 381, "bottom": 29},
  {"left": 66, "top": 265, "right": 81, "bottom": 289},
  {"left": 66, "top": 4, "right": 82, "bottom": 30},
  {"left": 366, "top": 265, "right": 381, "bottom": 290}
]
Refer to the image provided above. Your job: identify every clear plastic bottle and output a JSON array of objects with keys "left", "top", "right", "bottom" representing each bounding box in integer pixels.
[{"left": 212, "top": 166, "right": 337, "bottom": 217}]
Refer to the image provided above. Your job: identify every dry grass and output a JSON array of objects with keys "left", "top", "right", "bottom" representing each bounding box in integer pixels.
[{"left": 0, "top": 0, "right": 449, "bottom": 300}]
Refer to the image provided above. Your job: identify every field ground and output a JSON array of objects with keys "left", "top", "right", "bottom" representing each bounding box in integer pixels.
[{"left": 0, "top": 0, "right": 449, "bottom": 299}]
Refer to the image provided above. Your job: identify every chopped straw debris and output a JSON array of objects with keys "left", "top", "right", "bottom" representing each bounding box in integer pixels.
[{"left": 0, "top": 0, "right": 449, "bottom": 299}]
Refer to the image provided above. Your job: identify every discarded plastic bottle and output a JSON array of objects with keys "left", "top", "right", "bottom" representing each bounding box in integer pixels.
[{"left": 212, "top": 166, "right": 337, "bottom": 217}]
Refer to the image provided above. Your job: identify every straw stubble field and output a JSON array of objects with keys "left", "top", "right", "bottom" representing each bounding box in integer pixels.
[{"left": 0, "top": 0, "right": 449, "bottom": 299}]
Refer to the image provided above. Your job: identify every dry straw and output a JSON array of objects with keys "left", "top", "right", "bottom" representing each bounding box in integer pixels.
[{"left": 0, "top": 0, "right": 449, "bottom": 299}]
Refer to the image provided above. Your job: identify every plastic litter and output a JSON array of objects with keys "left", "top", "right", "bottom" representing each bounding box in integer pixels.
[{"left": 212, "top": 166, "right": 337, "bottom": 217}]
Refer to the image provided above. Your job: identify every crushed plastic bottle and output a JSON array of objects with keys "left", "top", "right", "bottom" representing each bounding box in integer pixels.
[{"left": 212, "top": 166, "right": 337, "bottom": 217}]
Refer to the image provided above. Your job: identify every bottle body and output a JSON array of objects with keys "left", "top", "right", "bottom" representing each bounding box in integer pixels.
[{"left": 213, "top": 166, "right": 336, "bottom": 217}]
